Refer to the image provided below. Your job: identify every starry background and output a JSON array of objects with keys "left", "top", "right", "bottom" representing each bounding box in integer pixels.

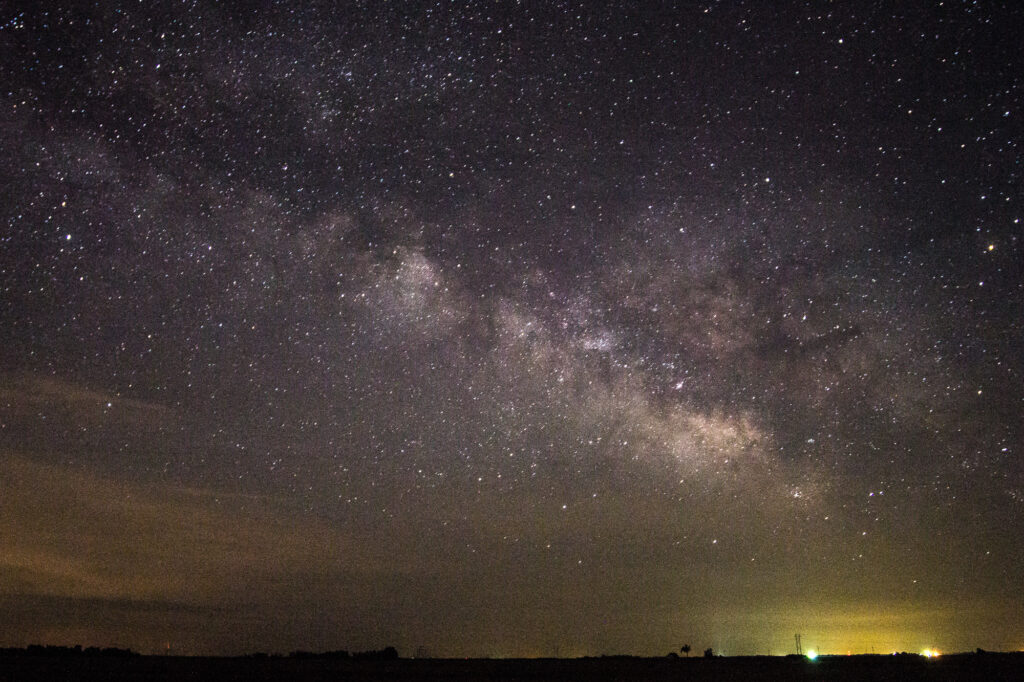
[{"left": 1, "top": 0, "right": 1022, "bottom": 658}]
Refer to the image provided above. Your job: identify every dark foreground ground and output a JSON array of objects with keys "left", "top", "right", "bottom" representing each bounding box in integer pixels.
[{"left": 2, "top": 652, "right": 1023, "bottom": 682}]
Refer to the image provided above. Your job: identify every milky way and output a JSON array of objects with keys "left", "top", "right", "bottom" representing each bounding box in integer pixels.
[{"left": 1, "top": 1, "right": 1022, "bottom": 657}]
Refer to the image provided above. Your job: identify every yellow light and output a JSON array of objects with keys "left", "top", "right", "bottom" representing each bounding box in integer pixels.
[
  {"left": 922, "top": 649, "right": 940, "bottom": 659},
  {"left": 806, "top": 650, "right": 817, "bottom": 661}
]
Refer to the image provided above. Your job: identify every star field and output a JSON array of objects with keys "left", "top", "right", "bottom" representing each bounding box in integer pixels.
[{"left": 1, "top": 0, "right": 1022, "bottom": 657}]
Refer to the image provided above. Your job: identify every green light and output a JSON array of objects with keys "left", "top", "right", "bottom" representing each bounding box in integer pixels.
[{"left": 806, "top": 650, "right": 818, "bottom": 661}]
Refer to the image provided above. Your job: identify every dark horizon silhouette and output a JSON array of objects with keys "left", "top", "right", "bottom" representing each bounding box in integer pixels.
[{"left": 2, "top": 643, "right": 1023, "bottom": 682}]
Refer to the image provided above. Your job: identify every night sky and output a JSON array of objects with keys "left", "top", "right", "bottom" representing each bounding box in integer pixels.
[{"left": 1, "top": 0, "right": 1022, "bottom": 658}]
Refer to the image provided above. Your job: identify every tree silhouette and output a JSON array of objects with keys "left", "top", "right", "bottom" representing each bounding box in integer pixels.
[
  {"left": 681, "top": 644, "right": 691, "bottom": 657},
  {"left": 704, "top": 647, "right": 714, "bottom": 658}
]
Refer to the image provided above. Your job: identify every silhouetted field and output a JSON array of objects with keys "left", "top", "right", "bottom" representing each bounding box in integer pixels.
[{"left": 2, "top": 651, "right": 1023, "bottom": 681}]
